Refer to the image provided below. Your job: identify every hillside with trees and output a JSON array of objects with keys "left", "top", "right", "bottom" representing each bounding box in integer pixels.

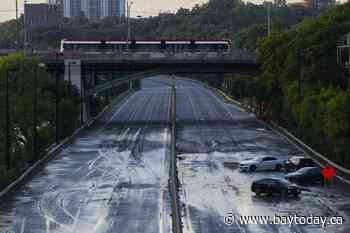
[
  {"left": 224, "top": 3, "right": 350, "bottom": 168},
  {"left": 0, "top": 54, "right": 83, "bottom": 189},
  {"left": 0, "top": 0, "right": 317, "bottom": 50}
]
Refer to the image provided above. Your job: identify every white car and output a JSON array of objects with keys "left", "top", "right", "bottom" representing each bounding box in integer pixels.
[{"left": 239, "top": 156, "right": 285, "bottom": 172}]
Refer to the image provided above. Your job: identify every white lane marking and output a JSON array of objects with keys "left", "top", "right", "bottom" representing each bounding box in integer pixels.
[
  {"left": 20, "top": 218, "right": 26, "bottom": 233},
  {"left": 204, "top": 88, "right": 236, "bottom": 120},
  {"left": 159, "top": 128, "right": 170, "bottom": 233},
  {"left": 105, "top": 92, "right": 138, "bottom": 126},
  {"left": 180, "top": 170, "right": 194, "bottom": 233}
]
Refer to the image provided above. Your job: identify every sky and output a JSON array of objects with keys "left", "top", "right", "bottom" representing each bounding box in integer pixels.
[{"left": 0, "top": 0, "right": 215, "bottom": 22}]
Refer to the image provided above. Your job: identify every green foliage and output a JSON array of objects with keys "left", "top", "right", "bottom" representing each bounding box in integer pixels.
[
  {"left": 324, "top": 92, "right": 350, "bottom": 143},
  {"left": 255, "top": 3, "right": 350, "bottom": 167},
  {"left": 0, "top": 54, "right": 80, "bottom": 188},
  {"left": 235, "top": 24, "right": 267, "bottom": 49},
  {"left": 224, "top": 3, "right": 350, "bottom": 167},
  {"left": 0, "top": 166, "right": 17, "bottom": 190}
]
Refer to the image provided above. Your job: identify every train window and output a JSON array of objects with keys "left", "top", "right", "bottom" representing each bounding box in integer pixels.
[
  {"left": 136, "top": 43, "right": 158, "bottom": 51},
  {"left": 166, "top": 44, "right": 174, "bottom": 51},
  {"left": 130, "top": 40, "right": 136, "bottom": 50},
  {"left": 82, "top": 44, "right": 99, "bottom": 51},
  {"left": 64, "top": 44, "right": 73, "bottom": 50},
  {"left": 99, "top": 41, "right": 107, "bottom": 50},
  {"left": 79, "top": 44, "right": 91, "bottom": 51},
  {"left": 160, "top": 41, "right": 166, "bottom": 50}
]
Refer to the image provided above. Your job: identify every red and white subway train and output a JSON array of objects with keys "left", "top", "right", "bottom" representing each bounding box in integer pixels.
[{"left": 60, "top": 39, "right": 231, "bottom": 54}]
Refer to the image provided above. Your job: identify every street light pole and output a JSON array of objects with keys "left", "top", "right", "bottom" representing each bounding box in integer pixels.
[
  {"left": 5, "top": 70, "right": 10, "bottom": 170},
  {"left": 33, "top": 67, "right": 39, "bottom": 162},
  {"left": 24, "top": 0, "right": 28, "bottom": 53},
  {"left": 55, "top": 71, "right": 60, "bottom": 143},
  {"left": 15, "top": 0, "right": 19, "bottom": 51},
  {"left": 267, "top": 2, "right": 271, "bottom": 36},
  {"left": 298, "top": 49, "right": 304, "bottom": 138},
  {"left": 127, "top": 0, "right": 134, "bottom": 51},
  {"left": 80, "top": 69, "right": 84, "bottom": 126}
]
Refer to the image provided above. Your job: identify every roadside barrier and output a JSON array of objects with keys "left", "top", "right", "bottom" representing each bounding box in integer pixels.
[
  {"left": 0, "top": 89, "right": 135, "bottom": 198},
  {"left": 180, "top": 77, "right": 350, "bottom": 186}
]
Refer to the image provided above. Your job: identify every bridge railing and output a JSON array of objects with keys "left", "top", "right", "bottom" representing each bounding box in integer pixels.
[{"left": 54, "top": 49, "right": 257, "bottom": 62}]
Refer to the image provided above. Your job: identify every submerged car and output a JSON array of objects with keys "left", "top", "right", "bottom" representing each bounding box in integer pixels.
[
  {"left": 239, "top": 156, "right": 285, "bottom": 172},
  {"left": 284, "top": 156, "right": 315, "bottom": 172},
  {"left": 251, "top": 178, "right": 301, "bottom": 197},
  {"left": 285, "top": 167, "right": 323, "bottom": 184}
]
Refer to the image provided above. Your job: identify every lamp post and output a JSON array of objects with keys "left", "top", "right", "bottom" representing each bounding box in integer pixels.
[
  {"left": 127, "top": 0, "right": 134, "bottom": 51},
  {"left": 32, "top": 63, "right": 46, "bottom": 162},
  {"left": 5, "top": 70, "right": 10, "bottom": 170},
  {"left": 297, "top": 49, "right": 305, "bottom": 138},
  {"left": 134, "top": 15, "right": 142, "bottom": 41},
  {"left": 24, "top": 0, "right": 28, "bottom": 53},
  {"left": 55, "top": 70, "right": 60, "bottom": 143},
  {"left": 15, "top": 0, "right": 19, "bottom": 51},
  {"left": 266, "top": 2, "right": 272, "bottom": 36},
  {"left": 4, "top": 68, "right": 18, "bottom": 170}
]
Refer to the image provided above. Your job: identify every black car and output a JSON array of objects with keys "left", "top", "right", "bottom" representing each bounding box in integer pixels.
[
  {"left": 284, "top": 156, "right": 315, "bottom": 172},
  {"left": 251, "top": 178, "right": 301, "bottom": 197},
  {"left": 285, "top": 167, "right": 323, "bottom": 184}
]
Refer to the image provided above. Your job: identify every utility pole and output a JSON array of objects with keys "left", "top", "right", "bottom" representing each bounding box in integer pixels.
[
  {"left": 33, "top": 66, "right": 39, "bottom": 162},
  {"left": 5, "top": 70, "right": 10, "bottom": 170},
  {"left": 15, "top": 0, "right": 19, "bottom": 51},
  {"left": 55, "top": 71, "right": 60, "bottom": 143},
  {"left": 127, "top": 1, "right": 133, "bottom": 51},
  {"left": 298, "top": 50, "right": 304, "bottom": 138},
  {"left": 267, "top": 2, "right": 271, "bottom": 36},
  {"left": 24, "top": 0, "right": 28, "bottom": 53},
  {"left": 80, "top": 70, "right": 84, "bottom": 126}
]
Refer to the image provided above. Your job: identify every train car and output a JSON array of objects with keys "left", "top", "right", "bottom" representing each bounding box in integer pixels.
[{"left": 60, "top": 39, "right": 231, "bottom": 54}]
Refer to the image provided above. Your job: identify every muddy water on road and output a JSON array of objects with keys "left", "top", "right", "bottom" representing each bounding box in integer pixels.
[{"left": 175, "top": 79, "right": 350, "bottom": 233}]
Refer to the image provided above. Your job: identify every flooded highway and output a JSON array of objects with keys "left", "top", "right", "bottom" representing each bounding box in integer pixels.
[
  {"left": 174, "top": 79, "right": 350, "bottom": 233},
  {"left": 0, "top": 77, "right": 173, "bottom": 233},
  {"left": 0, "top": 76, "right": 349, "bottom": 233}
]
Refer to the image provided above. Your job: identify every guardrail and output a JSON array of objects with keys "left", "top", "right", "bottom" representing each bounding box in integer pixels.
[
  {"left": 268, "top": 121, "right": 350, "bottom": 185},
  {"left": 170, "top": 77, "right": 183, "bottom": 233},
  {"left": 0, "top": 88, "right": 134, "bottom": 198},
  {"left": 213, "top": 86, "right": 350, "bottom": 185}
]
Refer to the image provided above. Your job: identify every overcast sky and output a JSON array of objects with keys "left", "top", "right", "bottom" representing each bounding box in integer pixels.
[
  {"left": 0, "top": 0, "right": 266, "bottom": 23},
  {"left": 0, "top": 0, "right": 205, "bottom": 22}
]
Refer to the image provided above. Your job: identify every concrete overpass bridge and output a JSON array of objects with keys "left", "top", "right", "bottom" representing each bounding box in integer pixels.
[{"left": 41, "top": 50, "right": 258, "bottom": 124}]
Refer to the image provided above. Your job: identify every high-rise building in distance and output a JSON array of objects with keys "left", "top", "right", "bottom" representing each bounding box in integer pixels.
[
  {"left": 304, "top": 0, "right": 335, "bottom": 9},
  {"left": 25, "top": 3, "right": 63, "bottom": 27},
  {"left": 63, "top": 0, "right": 125, "bottom": 19}
]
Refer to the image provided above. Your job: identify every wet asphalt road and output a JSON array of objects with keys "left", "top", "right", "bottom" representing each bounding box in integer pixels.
[
  {"left": 0, "top": 77, "right": 173, "bottom": 233},
  {"left": 0, "top": 76, "right": 350, "bottom": 233},
  {"left": 174, "top": 79, "right": 350, "bottom": 233}
]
